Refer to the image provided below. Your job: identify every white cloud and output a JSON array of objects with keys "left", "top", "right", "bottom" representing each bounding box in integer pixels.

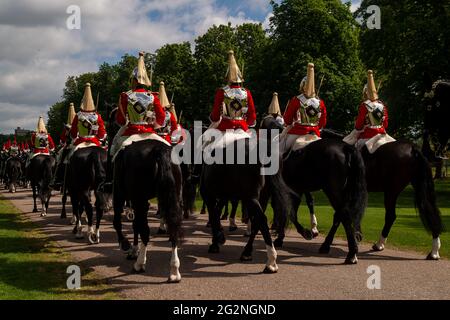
[{"left": 0, "top": 0, "right": 259, "bottom": 133}]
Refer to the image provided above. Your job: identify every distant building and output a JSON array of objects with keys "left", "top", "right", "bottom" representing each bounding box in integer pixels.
[{"left": 15, "top": 127, "right": 32, "bottom": 137}]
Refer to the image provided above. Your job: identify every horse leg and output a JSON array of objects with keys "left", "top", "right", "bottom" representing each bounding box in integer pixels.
[
  {"left": 127, "top": 219, "right": 139, "bottom": 260},
  {"left": 206, "top": 197, "right": 224, "bottom": 253},
  {"left": 39, "top": 187, "right": 47, "bottom": 217},
  {"left": 220, "top": 199, "right": 229, "bottom": 220},
  {"left": 113, "top": 193, "right": 130, "bottom": 251},
  {"left": 61, "top": 186, "right": 67, "bottom": 219},
  {"left": 133, "top": 201, "right": 150, "bottom": 273},
  {"left": 71, "top": 195, "right": 84, "bottom": 239},
  {"left": 290, "top": 195, "right": 313, "bottom": 240},
  {"left": 243, "top": 198, "right": 278, "bottom": 273},
  {"left": 228, "top": 200, "right": 238, "bottom": 232},
  {"left": 168, "top": 242, "right": 181, "bottom": 283},
  {"left": 91, "top": 194, "right": 104, "bottom": 244},
  {"left": 32, "top": 184, "right": 38, "bottom": 213},
  {"left": 341, "top": 211, "right": 359, "bottom": 264},
  {"left": 305, "top": 192, "right": 319, "bottom": 238},
  {"left": 240, "top": 207, "right": 258, "bottom": 261},
  {"left": 373, "top": 192, "right": 398, "bottom": 251},
  {"left": 200, "top": 201, "right": 207, "bottom": 215},
  {"left": 319, "top": 212, "right": 340, "bottom": 254}
]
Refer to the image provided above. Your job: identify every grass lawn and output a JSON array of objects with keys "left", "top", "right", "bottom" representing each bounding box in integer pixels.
[
  {"left": 196, "top": 178, "right": 450, "bottom": 258},
  {"left": 0, "top": 195, "right": 118, "bottom": 300}
]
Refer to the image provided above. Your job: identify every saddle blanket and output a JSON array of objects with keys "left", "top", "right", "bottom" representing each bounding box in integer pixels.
[
  {"left": 363, "top": 133, "right": 396, "bottom": 154},
  {"left": 30, "top": 152, "right": 50, "bottom": 160},
  {"left": 112, "top": 132, "right": 170, "bottom": 162},
  {"left": 199, "top": 128, "right": 252, "bottom": 151},
  {"left": 66, "top": 142, "right": 98, "bottom": 162},
  {"left": 278, "top": 127, "right": 321, "bottom": 154}
]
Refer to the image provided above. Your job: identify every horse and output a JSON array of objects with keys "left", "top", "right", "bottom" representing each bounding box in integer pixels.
[
  {"left": 199, "top": 130, "right": 292, "bottom": 273},
  {"left": 318, "top": 129, "right": 444, "bottom": 260},
  {"left": 112, "top": 139, "right": 183, "bottom": 282},
  {"left": 261, "top": 117, "right": 368, "bottom": 264},
  {"left": 5, "top": 156, "right": 22, "bottom": 193},
  {"left": 27, "top": 154, "right": 56, "bottom": 217},
  {"left": 67, "top": 146, "right": 108, "bottom": 244},
  {"left": 423, "top": 79, "right": 450, "bottom": 161},
  {"left": 260, "top": 116, "right": 320, "bottom": 237}
]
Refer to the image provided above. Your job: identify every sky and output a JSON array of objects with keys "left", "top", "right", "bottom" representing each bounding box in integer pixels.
[{"left": 0, "top": 0, "right": 361, "bottom": 133}]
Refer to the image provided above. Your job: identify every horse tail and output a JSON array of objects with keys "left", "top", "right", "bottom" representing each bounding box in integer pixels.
[
  {"left": 42, "top": 157, "right": 53, "bottom": 188},
  {"left": 155, "top": 147, "right": 183, "bottom": 245},
  {"left": 266, "top": 161, "right": 294, "bottom": 230},
  {"left": 343, "top": 144, "right": 368, "bottom": 229},
  {"left": 411, "top": 146, "right": 443, "bottom": 237}
]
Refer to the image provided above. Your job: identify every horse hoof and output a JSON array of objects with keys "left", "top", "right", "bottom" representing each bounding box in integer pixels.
[
  {"left": 119, "top": 239, "right": 131, "bottom": 252},
  {"left": 208, "top": 244, "right": 220, "bottom": 253},
  {"left": 344, "top": 255, "right": 358, "bottom": 265},
  {"left": 371, "top": 243, "right": 384, "bottom": 252},
  {"left": 167, "top": 274, "right": 182, "bottom": 283},
  {"left": 127, "top": 253, "right": 138, "bottom": 261},
  {"left": 229, "top": 226, "right": 238, "bottom": 232},
  {"left": 132, "top": 264, "right": 145, "bottom": 273},
  {"left": 40, "top": 212, "right": 47, "bottom": 217},
  {"left": 240, "top": 254, "right": 252, "bottom": 262},
  {"left": 217, "top": 233, "right": 226, "bottom": 245},
  {"left": 32, "top": 208, "right": 38, "bottom": 213},
  {"left": 273, "top": 238, "right": 284, "bottom": 248},
  {"left": 312, "top": 229, "right": 319, "bottom": 239},
  {"left": 60, "top": 213, "right": 66, "bottom": 219},
  {"left": 263, "top": 266, "right": 278, "bottom": 274},
  {"left": 300, "top": 229, "right": 313, "bottom": 240},
  {"left": 88, "top": 233, "right": 99, "bottom": 245},
  {"left": 70, "top": 216, "right": 77, "bottom": 225},
  {"left": 319, "top": 244, "right": 331, "bottom": 254},
  {"left": 75, "top": 234, "right": 84, "bottom": 240},
  {"left": 200, "top": 209, "right": 206, "bottom": 215},
  {"left": 220, "top": 215, "right": 228, "bottom": 221},
  {"left": 157, "top": 228, "right": 167, "bottom": 235},
  {"left": 355, "top": 232, "right": 363, "bottom": 243},
  {"left": 426, "top": 253, "right": 440, "bottom": 260}
]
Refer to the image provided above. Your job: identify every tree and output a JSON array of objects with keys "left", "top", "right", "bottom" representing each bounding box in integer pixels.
[
  {"left": 193, "top": 23, "right": 269, "bottom": 123},
  {"left": 260, "top": 0, "right": 364, "bottom": 130},
  {"left": 357, "top": 0, "right": 450, "bottom": 138},
  {"left": 154, "top": 42, "right": 195, "bottom": 125}
]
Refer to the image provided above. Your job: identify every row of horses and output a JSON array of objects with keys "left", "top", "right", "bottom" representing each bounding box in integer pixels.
[{"left": 3, "top": 110, "right": 444, "bottom": 282}]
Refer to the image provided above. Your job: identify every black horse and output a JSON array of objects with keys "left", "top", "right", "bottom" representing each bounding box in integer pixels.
[
  {"left": 27, "top": 154, "right": 55, "bottom": 216},
  {"left": 112, "top": 139, "right": 183, "bottom": 282},
  {"left": 423, "top": 79, "right": 450, "bottom": 160},
  {"left": 200, "top": 131, "right": 291, "bottom": 273},
  {"left": 320, "top": 129, "right": 443, "bottom": 260},
  {"left": 261, "top": 117, "right": 368, "bottom": 264},
  {"left": 68, "top": 146, "right": 108, "bottom": 244},
  {"left": 5, "top": 156, "right": 22, "bottom": 193},
  {"left": 260, "top": 116, "right": 320, "bottom": 237}
]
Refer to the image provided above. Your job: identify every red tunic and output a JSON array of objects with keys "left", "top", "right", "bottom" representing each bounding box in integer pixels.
[
  {"left": 70, "top": 112, "right": 106, "bottom": 146},
  {"left": 284, "top": 97, "right": 327, "bottom": 136},
  {"left": 116, "top": 88, "right": 165, "bottom": 136},
  {"left": 159, "top": 111, "right": 178, "bottom": 143},
  {"left": 31, "top": 133, "right": 55, "bottom": 154},
  {"left": 210, "top": 85, "right": 257, "bottom": 131},
  {"left": 355, "top": 102, "right": 388, "bottom": 140},
  {"left": 60, "top": 127, "right": 69, "bottom": 145}
]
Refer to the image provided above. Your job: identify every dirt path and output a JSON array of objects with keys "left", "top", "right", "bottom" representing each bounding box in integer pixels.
[{"left": 1, "top": 188, "right": 449, "bottom": 300}]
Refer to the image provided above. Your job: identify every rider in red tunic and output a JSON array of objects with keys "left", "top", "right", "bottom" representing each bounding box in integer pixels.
[
  {"left": 115, "top": 52, "right": 165, "bottom": 137},
  {"left": 209, "top": 50, "right": 256, "bottom": 131},
  {"left": 31, "top": 117, "right": 55, "bottom": 155},
  {"left": 156, "top": 81, "right": 178, "bottom": 144},
  {"left": 281, "top": 63, "right": 327, "bottom": 154},
  {"left": 70, "top": 83, "right": 106, "bottom": 147},
  {"left": 354, "top": 70, "right": 389, "bottom": 141}
]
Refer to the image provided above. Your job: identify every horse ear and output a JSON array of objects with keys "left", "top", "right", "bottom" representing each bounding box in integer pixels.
[{"left": 424, "top": 72, "right": 433, "bottom": 91}]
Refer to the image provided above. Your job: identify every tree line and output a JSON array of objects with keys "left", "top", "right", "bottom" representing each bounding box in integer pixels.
[{"left": 46, "top": 0, "right": 450, "bottom": 142}]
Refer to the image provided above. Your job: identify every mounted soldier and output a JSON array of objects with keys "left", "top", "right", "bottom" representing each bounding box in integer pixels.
[
  {"left": 202, "top": 50, "right": 256, "bottom": 150},
  {"left": 157, "top": 81, "right": 178, "bottom": 144},
  {"left": 280, "top": 63, "right": 327, "bottom": 156},
  {"left": 70, "top": 84, "right": 106, "bottom": 150},
  {"left": 30, "top": 117, "right": 55, "bottom": 158},
  {"left": 344, "top": 70, "right": 395, "bottom": 153},
  {"left": 50, "top": 102, "right": 77, "bottom": 190}
]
